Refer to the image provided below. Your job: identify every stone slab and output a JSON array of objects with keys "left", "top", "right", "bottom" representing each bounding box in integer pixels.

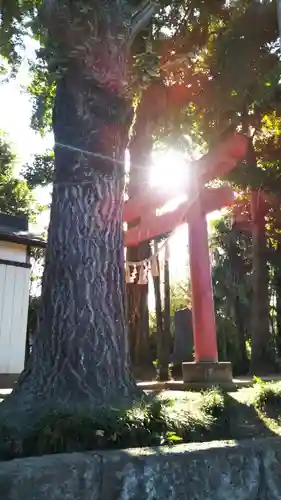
[
  {"left": 182, "top": 361, "right": 234, "bottom": 389},
  {"left": 172, "top": 308, "right": 193, "bottom": 364},
  {"left": 0, "top": 437, "right": 281, "bottom": 499},
  {"left": 137, "top": 375, "right": 281, "bottom": 392}
]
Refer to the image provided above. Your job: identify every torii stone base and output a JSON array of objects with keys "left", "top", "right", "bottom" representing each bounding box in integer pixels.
[{"left": 182, "top": 361, "right": 234, "bottom": 390}]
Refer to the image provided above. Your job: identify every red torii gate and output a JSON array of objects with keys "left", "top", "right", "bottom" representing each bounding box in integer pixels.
[{"left": 124, "top": 134, "right": 249, "bottom": 385}]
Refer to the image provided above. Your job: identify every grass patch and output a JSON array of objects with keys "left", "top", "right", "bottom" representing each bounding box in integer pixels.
[
  {"left": 253, "top": 378, "right": 281, "bottom": 412},
  {"left": 1, "top": 383, "right": 281, "bottom": 461},
  {"left": 201, "top": 388, "right": 231, "bottom": 438},
  {"left": 201, "top": 388, "right": 225, "bottom": 417},
  {"left": 252, "top": 378, "right": 281, "bottom": 431},
  {"left": 0, "top": 388, "right": 230, "bottom": 461}
]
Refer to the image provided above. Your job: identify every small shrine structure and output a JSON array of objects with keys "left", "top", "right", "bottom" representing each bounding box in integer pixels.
[{"left": 0, "top": 213, "right": 46, "bottom": 388}]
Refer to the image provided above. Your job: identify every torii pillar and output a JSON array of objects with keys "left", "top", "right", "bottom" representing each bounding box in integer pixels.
[
  {"left": 182, "top": 185, "right": 233, "bottom": 387},
  {"left": 124, "top": 134, "right": 249, "bottom": 387},
  {"left": 188, "top": 194, "right": 218, "bottom": 362}
]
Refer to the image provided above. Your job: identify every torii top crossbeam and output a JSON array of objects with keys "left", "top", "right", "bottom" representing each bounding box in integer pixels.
[{"left": 124, "top": 134, "right": 249, "bottom": 247}]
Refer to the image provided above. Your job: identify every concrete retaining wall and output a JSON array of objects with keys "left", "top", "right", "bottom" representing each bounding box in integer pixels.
[{"left": 0, "top": 437, "right": 281, "bottom": 499}]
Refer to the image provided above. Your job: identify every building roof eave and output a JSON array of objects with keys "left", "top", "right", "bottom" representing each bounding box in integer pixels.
[{"left": 0, "top": 231, "right": 47, "bottom": 249}]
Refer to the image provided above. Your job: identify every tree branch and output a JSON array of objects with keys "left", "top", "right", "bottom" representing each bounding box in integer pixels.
[{"left": 130, "top": 2, "right": 156, "bottom": 45}]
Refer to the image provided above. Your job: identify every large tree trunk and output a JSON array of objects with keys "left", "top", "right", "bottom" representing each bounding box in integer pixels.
[
  {"left": 126, "top": 88, "right": 154, "bottom": 377},
  {"left": 127, "top": 243, "right": 151, "bottom": 373},
  {"left": 274, "top": 254, "right": 281, "bottom": 356},
  {"left": 3, "top": 76, "right": 137, "bottom": 419},
  {"left": 152, "top": 244, "right": 167, "bottom": 380},
  {"left": 276, "top": 286, "right": 281, "bottom": 349},
  {"left": 126, "top": 81, "right": 167, "bottom": 378},
  {"left": 161, "top": 245, "right": 172, "bottom": 380},
  {"left": 0, "top": 1, "right": 149, "bottom": 426},
  {"left": 251, "top": 190, "right": 275, "bottom": 374},
  {"left": 234, "top": 298, "right": 249, "bottom": 375}
]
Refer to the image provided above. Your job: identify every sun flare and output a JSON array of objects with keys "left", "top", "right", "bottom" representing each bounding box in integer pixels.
[{"left": 149, "top": 149, "right": 190, "bottom": 193}]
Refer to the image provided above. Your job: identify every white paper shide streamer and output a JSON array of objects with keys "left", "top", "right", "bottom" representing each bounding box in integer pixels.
[{"left": 125, "top": 243, "right": 164, "bottom": 285}]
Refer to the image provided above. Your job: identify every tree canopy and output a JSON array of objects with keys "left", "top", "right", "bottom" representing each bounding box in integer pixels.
[{"left": 0, "top": 130, "right": 35, "bottom": 216}]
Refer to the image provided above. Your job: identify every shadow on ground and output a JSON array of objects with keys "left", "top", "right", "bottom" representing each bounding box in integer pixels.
[
  {"left": 222, "top": 394, "right": 278, "bottom": 440},
  {"left": 146, "top": 390, "right": 279, "bottom": 443}
]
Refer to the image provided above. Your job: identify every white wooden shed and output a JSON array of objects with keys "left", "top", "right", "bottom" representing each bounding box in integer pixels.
[{"left": 0, "top": 214, "right": 46, "bottom": 388}]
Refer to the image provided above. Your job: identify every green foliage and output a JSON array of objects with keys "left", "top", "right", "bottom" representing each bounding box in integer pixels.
[
  {"left": 170, "top": 281, "right": 191, "bottom": 317},
  {"left": 211, "top": 216, "right": 252, "bottom": 373},
  {"left": 186, "top": 0, "right": 280, "bottom": 140},
  {"left": 0, "top": 131, "right": 15, "bottom": 177},
  {"left": 201, "top": 389, "right": 231, "bottom": 437},
  {"left": 211, "top": 207, "right": 281, "bottom": 374},
  {"left": 149, "top": 311, "right": 157, "bottom": 334},
  {"left": 0, "top": 130, "right": 35, "bottom": 218},
  {"left": 0, "top": 390, "right": 231, "bottom": 460},
  {"left": 201, "top": 388, "right": 225, "bottom": 419},
  {"left": 0, "top": 0, "right": 41, "bottom": 74},
  {"left": 253, "top": 381, "right": 281, "bottom": 412},
  {"left": 22, "top": 151, "right": 54, "bottom": 188},
  {"left": 152, "top": 359, "right": 173, "bottom": 381},
  {"left": 0, "top": 178, "right": 34, "bottom": 217},
  {"left": 2, "top": 0, "right": 236, "bottom": 137},
  {"left": 6, "top": 385, "right": 281, "bottom": 460},
  {"left": 28, "top": 70, "right": 56, "bottom": 133},
  {"left": 155, "top": 0, "right": 280, "bottom": 229},
  {"left": 211, "top": 217, "right": 252, "bottom": 305},
  {"left": 132, "top": 51, "right": 161, "bottom": 90}
]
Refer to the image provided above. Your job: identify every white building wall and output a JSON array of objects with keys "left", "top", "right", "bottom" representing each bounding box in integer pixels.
[
  {"left": 0, "top": 241, "right": 27, "bottom": 263},
  {"left": 0, "top": 241, "right": 30, "bottom": 375}
]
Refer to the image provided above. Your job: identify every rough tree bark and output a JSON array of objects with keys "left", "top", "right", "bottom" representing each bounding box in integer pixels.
[
  {"left": 275, "top": 268, "right": 281, "bottom": 355},
  {"left": 151, "top": 242, "right": 166, "bottom": 380},
  {"left": 126, "top": 81, "right": 168, "bottom": 379},
  {"left": 127, "top": 241, "right": 151, "bottom": 374},
  {"left": 271, "top": 243, "right": 281, "bottom": 355},
  {"left": 234, "top": 298, "right": 249, "bottom": 375},
  {"left": 0, "top": 0, "right": 156, "bottom": 425},
  {"left": 161, "top": 244, "right": 171, "bottom": 380},
  {"left": 251, "top": 189, "right": 275, "bottom": 374},
  {"left": 126, "top": 89, "right": 154, "bottom": 377}
]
